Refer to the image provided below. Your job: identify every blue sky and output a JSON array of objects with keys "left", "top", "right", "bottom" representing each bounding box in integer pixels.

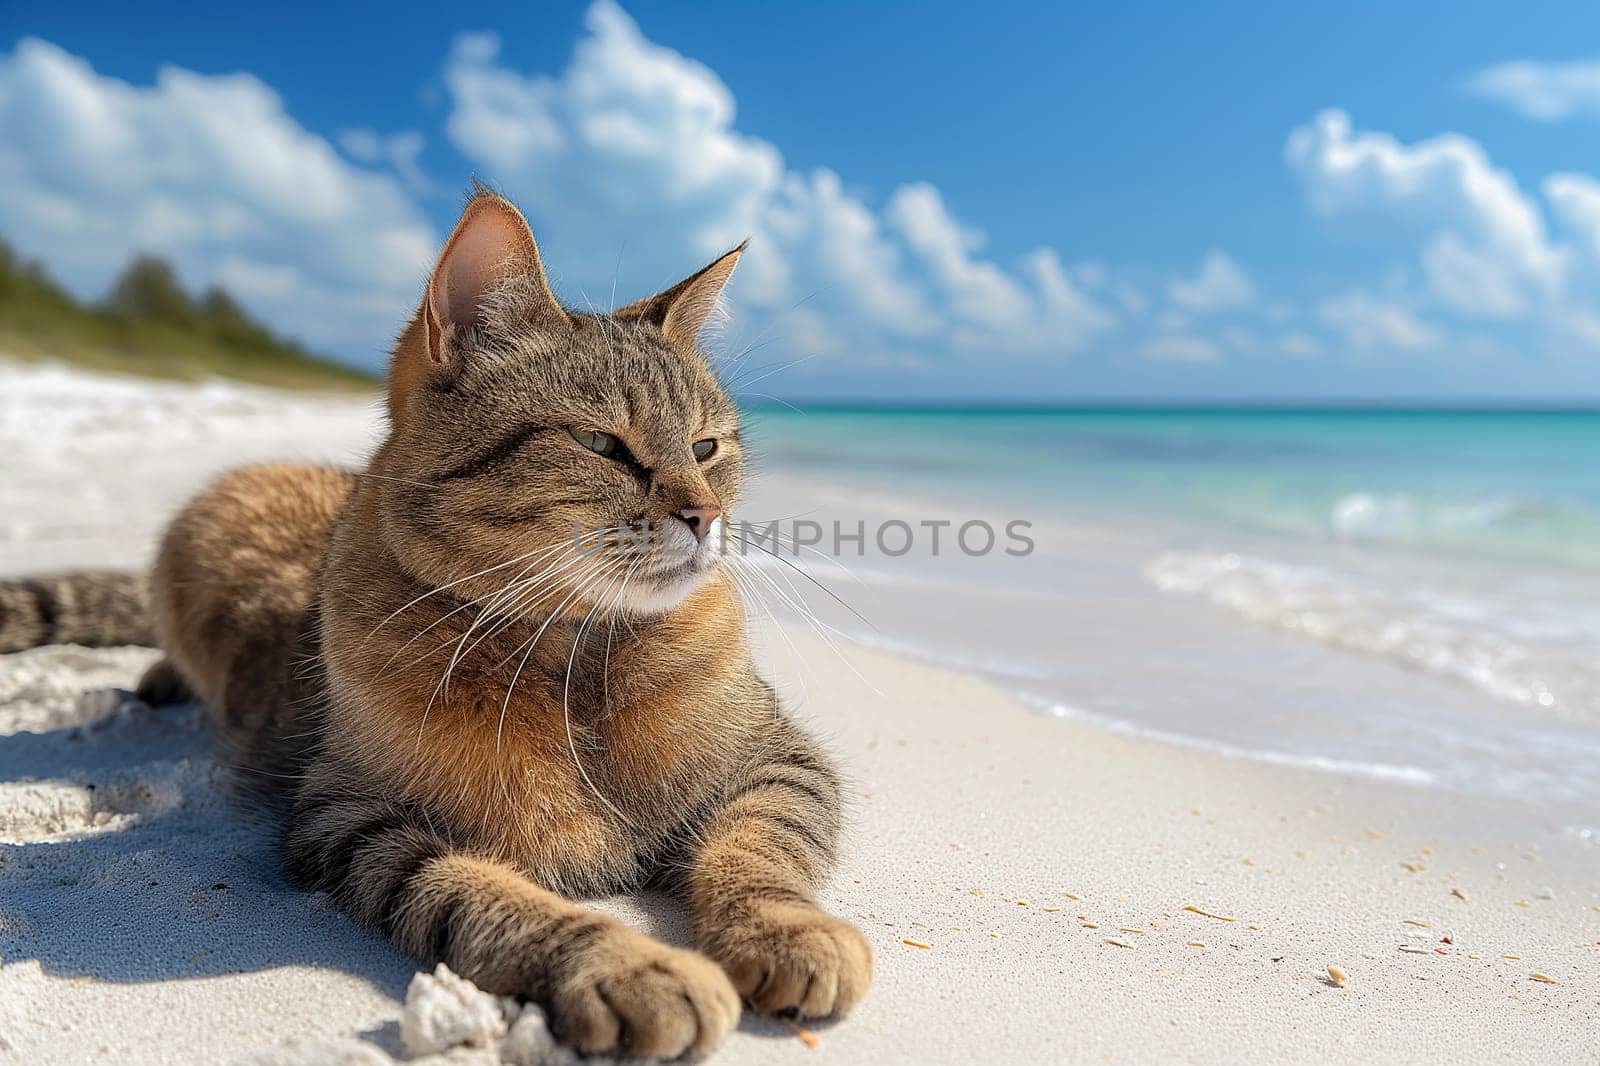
[{"left": 5, "top": 1, "right": 1600, "bottom": 400}]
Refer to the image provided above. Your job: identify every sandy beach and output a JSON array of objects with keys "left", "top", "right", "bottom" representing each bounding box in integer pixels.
[{"left": 1, "top": 363, "right": 1596, "bottom": 1064}]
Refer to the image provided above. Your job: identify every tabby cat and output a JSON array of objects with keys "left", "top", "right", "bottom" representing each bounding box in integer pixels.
[{"left": 0, "top": 189, "right": 870, "bottom": 1058}]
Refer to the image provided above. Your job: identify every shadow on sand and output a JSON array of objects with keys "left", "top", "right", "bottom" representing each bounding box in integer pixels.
[{"left": 0, "top": 658, "right": 810, "bottom": 1050}]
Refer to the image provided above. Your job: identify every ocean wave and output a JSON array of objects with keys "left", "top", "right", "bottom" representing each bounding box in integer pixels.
[
  {"left": 1018, "top": 694, "right": 1437, "bottom": 786},
  {"left": 1144, "top": 550, "right": 1600, "bottom": 720},
  {"left": 1330, "top": 492, "right": 1520, "bottom": 538},
  {"left": 1325, "top": 490, "right": 1600, "bottom": 560}
]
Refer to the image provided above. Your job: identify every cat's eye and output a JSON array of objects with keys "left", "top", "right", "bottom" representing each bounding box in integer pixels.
[
  {"left": 570, "top": 428, "right": 623, "bottom": 459},
  {"left": 692, "top": 438, "right": 718, "bottom": 461}
]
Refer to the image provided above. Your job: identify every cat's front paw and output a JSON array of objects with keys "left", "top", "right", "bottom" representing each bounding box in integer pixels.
[
  {"left": 703, "top": 901, "right": 872, "bottom": 1019},
  {"left": 547, "top": 927, "right": 740, "bottom": 1058}
]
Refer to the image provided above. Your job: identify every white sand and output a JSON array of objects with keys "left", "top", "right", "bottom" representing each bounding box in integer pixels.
[{"left": 1, "top": 363, "right": 1595, "bottom": 1064}]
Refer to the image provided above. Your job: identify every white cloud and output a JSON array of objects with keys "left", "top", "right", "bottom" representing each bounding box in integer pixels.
[
  {"left": 339, "top": 128, "right": 435, "bottom": 195},
  {"left": 1143, "top": 335, "right": 1220, "bottom": 363},
  {"left": 1112, "top": 281, "right": 1148, "bottom": 315},
  {"left": 1317, "top": 292, "right": 1440, "bottom": 351},
  {"left": 885, "top": 182, "right": 1031, "bottom": 329},
  {"left": 1557, "top": 309, "right": 1600, "bottom": 350},
  {"left": 339, "top": 127, "right": 384, "bottom": 162},
  {"left": 18, "top": 11, "right": 1580, "bottom": 392},
  {"left": 0, "top": 38, "right": 436, "bottom": 356},
  {"left": 1285, "top": 109, "right": 1565, "bottom": 317},
  {"left": 1071, "top": 261, "right": 1107, "bottom": 286},
  {"left": 1279, "top": 331, "right": 1321, "bottom": 358},
  {"left": 445, "top": 11, "right": 781, "bottom": 295},
  {"left": 386, "top": 132, "right": 433, "bottom": 194},
  {"left": 1023, "top": 248, "right": 1117, "bottom": 345},
  {"left": 1220, "top": 326, "right": 1260, "bottom": 352},
  {"left": 1168, "top": 249, "right": 1255, "bottom": 312},
  {"left": 1543, "top": 172, "right": 1600, "bottom": 257},
  {"left": 442, "top": 2, "right": 1113, "bottom": 359},
  {"left": 1469, "top": 59, "right": 1600, "bottom": 121},
  {"left": 765, "top": 168, "right": 932, "bottom": 334}
]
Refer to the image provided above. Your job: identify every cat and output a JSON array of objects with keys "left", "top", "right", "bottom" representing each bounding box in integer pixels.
[{"left": 0, "top": 187, "right": 870, "bottom": 1058}]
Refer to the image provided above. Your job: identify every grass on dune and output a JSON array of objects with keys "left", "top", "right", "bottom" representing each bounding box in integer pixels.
[{"left": 0, "top": 240, "right": 379, "bottom": 392}]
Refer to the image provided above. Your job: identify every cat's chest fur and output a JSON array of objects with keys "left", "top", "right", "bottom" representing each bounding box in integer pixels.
[{"left": 318, "top": 600, "right": 755, "bottom": 893}]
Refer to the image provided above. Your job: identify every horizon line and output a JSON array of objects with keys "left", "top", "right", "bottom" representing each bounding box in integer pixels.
[{"left": 737, "top": 397, "right": 1600, "bottom": 414}]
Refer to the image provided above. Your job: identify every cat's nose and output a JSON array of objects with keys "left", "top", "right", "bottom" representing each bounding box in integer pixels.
[{"left": 673, "top": 505, "right": 722, "bottom": 543}]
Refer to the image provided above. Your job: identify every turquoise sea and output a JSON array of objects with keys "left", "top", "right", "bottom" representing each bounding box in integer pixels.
[
  {"left": 747, "top": 407, "right": 1600, "bottom": 567},
  {"left": 737, "top": 406, "right": 1600, "bottom": 831}
]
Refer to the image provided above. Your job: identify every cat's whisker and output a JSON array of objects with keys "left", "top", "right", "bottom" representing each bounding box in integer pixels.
[
  {"left": 411, "top": 531, "right": 624, "bottom": 749},
  {"left": 559, "top": 557, "right": 642, "bottom": 826},
  {"left": 718, "top": 335, "right": 779, "bottom": 379},
  {"left": 359, "top": 544, "right": 552, "bottom": 647},
  {"left": 440, "top": 562, "right": 577, "bottom": 675},
  {"left": 424, "top": 562, "right": 580, "bottom": 726},
  {"left": 739, "top": 552, "right": 858, "bottom": 648},
  {"left": 437, "top": 570, "right": 548, "bottom": 706},
  {"left": 398, "top": 548, "right": 589, "bottom": 705},
  {"left": 439, "top": 528, "right": 619, "bottom": 639},
  {"left": 723, "top": 520, "right": 869, "bottom": 589},
  {"left": 495, "top": 556, "right": 626, "bottom": 754},
  {"left": 719, "top": 505, "right": 825, "bottom": 526},
  {"left": 726, "top": 351, "right": 824, "bottom": 391},
  {"left": 727, "top": 530, "right": 877, "bottom": 631},
  {"left": 436, "top": 537, "right": 615, "bottom": 702},
  {"left": 727, "top": 549, "right": 882, "bottom": 697},
  {"left": 737, "top": 390, "right": 805, "bottom": 414},
  {"left": 476, "top": 539, "right": 638, "bottom": 674},
  {"left": 608, "top": 242, "right": 624, "bottom": 314},
  {"left": 713, "top": 286, "right": 821, "bottom": 381},
  {"left": 383, "top": 541, "right": 574, "bottom": 681},
  {"left": 467, "top": 559, "right": 630, "bottom": 821},
  {"left": 721, "top": 561, "right": 808, "bottom": 712},
  {"left": 600, "top": 558, "right": 640, "bottom": 718},
  {"left": 469, "top": 544, "right": 616, "bottom": 806},
  {"left": 441, "top": 550, "right": 627, "bottom": 686},
  {"left": 735, "top": 565, "right": 815, "bottom": 715},
  {"left": 489, "top": 557, "right": 627, "bottom": 745}
]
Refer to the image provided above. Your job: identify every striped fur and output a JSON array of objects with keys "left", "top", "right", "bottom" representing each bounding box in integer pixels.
[
  {"left": 687, "top": 724, "right": 870, "bottom": 1017},
  {"left": 0, "top": 571, "right": 152, "bottom": 652},
  {"left": 0, "top": 190, "right": 871, "bottom": 1055}
]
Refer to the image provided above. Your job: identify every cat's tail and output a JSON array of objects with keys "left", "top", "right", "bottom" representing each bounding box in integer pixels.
[{"left": 0, "top": 571, "right": 155, "bottom": 653}]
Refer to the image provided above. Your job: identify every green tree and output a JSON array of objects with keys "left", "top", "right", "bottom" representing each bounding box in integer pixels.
[
  {"left": 0, "top": 238, "right": 74, "bottom": 308},
  {"left": 201, "top": 285, "right": 279, "bottom": 350},
  {"left": 106, "top": 255, "right": 196, "bottom": 322}
]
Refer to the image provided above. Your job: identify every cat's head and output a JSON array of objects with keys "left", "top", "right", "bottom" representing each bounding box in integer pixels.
[{"left": 373, "top": 188, "right": 746, "bottom": 618}]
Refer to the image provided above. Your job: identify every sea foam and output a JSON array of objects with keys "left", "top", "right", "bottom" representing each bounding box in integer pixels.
[{"left": 1144, "top": 549, "right": 1600, "bottom": 721}]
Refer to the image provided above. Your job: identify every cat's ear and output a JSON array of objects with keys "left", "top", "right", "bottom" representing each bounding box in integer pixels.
[
  {"left": 617, "top": 242, "right": 745, "bottom": 349},
  {"left": 423, "top": 189, "right": 569, "bottom": 364}
]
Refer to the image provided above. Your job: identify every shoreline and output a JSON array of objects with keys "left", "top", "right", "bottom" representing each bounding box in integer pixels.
[{"left": 731, "top": 475, "right": 1600, "bottom": 822}]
